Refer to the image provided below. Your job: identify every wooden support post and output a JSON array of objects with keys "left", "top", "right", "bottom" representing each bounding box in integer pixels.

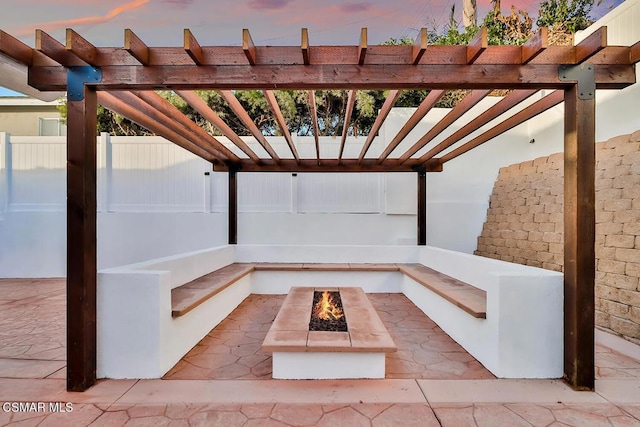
[
  {"left": 417, "top": 167, "right": 426, "bottom": 246},
  {"left": 66, "top": 85, "right": 97, "bottom": 392},
  {"left": 563, "top": 84, "right": 596, "bottom": 391},
  {"left": 228, "top": 169, "right": 238, "bottom": 244}
]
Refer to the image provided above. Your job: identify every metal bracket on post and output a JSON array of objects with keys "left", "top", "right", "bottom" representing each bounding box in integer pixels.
[
  {"left": 559, "top": 63, "right": 595, "bottom": 100},
  {"left": 67, "top": 66, "right": 102, "bottom": 101}
]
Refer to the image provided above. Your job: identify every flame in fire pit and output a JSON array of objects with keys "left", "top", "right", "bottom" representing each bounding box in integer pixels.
[{"left": 313, "top": 291, "right": 344, "bottom": 321}]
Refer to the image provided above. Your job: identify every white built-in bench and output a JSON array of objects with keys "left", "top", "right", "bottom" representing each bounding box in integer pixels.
[{"left": 98, "top": 244, "right": 562, "bottom": 380}]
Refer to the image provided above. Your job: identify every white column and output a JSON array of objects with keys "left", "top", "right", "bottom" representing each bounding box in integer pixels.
[
  {"left": 0, "top": 132, "right": 10, "bottom": 219},
  {"left": 97, "top": 132, "right": 109, "bottom": 212}
]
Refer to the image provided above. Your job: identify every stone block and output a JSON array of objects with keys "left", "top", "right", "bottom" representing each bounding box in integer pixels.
[
  {"left": 596, "top": 246, "right": 616, "bottom": 260},
  {"left": 606, "top": 273, "right": 639, "bottom": 291},
  {"left": 542, "top": 232, "right": 562, "bottom": 243},
  {"left": 623, "top": 222, "right": 640, "bottom": 236},
  {"left": 631, "top": 307, "right": 640, "bottom": 324},
  {"left": 535, "top": 187, "right": 551, "bottom": 197},
  {"left": 525, "top": 196, "right": 541, "bottom": 206},
  {"left": 549, "top": 243, "right": 563, "bottom": 254},
  {"left": 630, "top": 130, "right": 640, "bottom": 142},
  {"left": 613, "top": 209, "right": 640, "bottom": 223},
  {"left": 606, "top": 134, "right": 631, "bottom": 150},
  {"left": 618, "top": 289, "right": 640, "bottom": 306},
  {"left": 548, "top": 212, "right": 563, "bottom": 223},
  {"left": 596, "top": 284, "right": 620, "bottom": 301},
  {"left": 542, "top": 262, "right": 562, "bottom": 272},
  {"left": 599, "top": 299, "right": 630, "bottom": 317},
  {"left": 615, "top": 248, "right": 640, "bottom": 263},
  {"left": 543, "top": 204, "right": 562, "bottom": 214},
  {"left": 599, "top": 222, "right": 624, "bottom": 235},
  {"left": 603, "top": 164, "right": 631, "bottom": 180},
  {"left": 595, "top": 177, "right": 613, "bottom": 190},
  {"left": 529, "top": 204, "right": 544, "bottom": 214},
  {"left": 598, "top": 188, "right": 623, "bottom": 201},
  {"left": 597, "top": 156, "right": 623, "bottom": 170},
  {"left": 595, "top": 310, "right": 611, "bottom": 329},
  {"left": 610, "top": 316, "right": 640, "bottom": 339},
  {"left": 534, "top": 212, "right": 550, "bottom": 223},
  {"left": 613, "top": 174, "right": 640, "bottom": 189},
  {"left": 612, "top": 140, "right": 639, "bottom": 156},
  {"left": 604, "top": 198, "right": 632, "bottom": 212},
  {"left": 598, "top": 259, "right": 627, "bottom": 274},
  {"left": 605, "top": 234, "right": 635, "bottom": 249},
  {"left": 624, "top": 262, "right": 640, "bottom": 279},
  {"left": 595, "top": 210, "right": 614, "bottom": 224},
  {"left": 538, "top": 222, "right": 555, "bottom": 232},
  {"left": 633, "top": 199, "right": 640, "bottom": 210},
  {"left": 536, "top": 251, "right": 555, "bottom": 263}
]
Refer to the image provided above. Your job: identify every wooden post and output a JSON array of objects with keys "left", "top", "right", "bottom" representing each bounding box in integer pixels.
[
  {"left": 563, "top": 84, "right": 596, "bottom": 390},
  {"left": 417, "top": 167, "right": 426, "bottom": 245},
  {"left": 228, "top": 168, "right": 237, "bottom": 244},
  {"left": 66, "top": 85, "right": 98, "bottom": 392}
]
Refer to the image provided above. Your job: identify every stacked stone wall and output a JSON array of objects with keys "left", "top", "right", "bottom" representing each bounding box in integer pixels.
[{"left": 475, "top": 131, "right": 640, "bottom": 344}]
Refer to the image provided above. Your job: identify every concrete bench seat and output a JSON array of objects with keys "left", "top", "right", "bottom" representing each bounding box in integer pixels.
[
  {"left": 171, "top": 263, "right": 254, "bottom": 317},
  {"left": 172, "top": 261, "right": 485, "bottom": 321},
  {"left": 398, "top": 263, "right": 487, "bottom": 318}
]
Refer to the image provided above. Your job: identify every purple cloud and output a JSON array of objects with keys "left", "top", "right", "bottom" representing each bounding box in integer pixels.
[
  {"left": 248, "top": 0, "right": 292, "bottom": 10},
  {"left": 337, "top": 2, "right": 372, "bottom": 13},
  {"left": 163, "top": 0, "right": 193, "bottom": 5}
]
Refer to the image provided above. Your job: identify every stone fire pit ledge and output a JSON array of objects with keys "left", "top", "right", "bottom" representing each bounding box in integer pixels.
[{"left": 262, "top": 286, "right": 396, "bottom": 353}]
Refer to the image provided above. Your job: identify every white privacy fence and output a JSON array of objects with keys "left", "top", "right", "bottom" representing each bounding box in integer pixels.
[{"left": 0, "top": 133, "right": 395, "bottom": 216}]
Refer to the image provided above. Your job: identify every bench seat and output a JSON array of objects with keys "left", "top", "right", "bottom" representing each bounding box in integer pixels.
[
  {"left": 398, "top": 263, "right": 487, "bottom": 318},
  {"left": 171, "top": 262, "right": 486, "bottom": 320},
  {"left": 171, "top": 263, "right": 254, "bottom": 317}
]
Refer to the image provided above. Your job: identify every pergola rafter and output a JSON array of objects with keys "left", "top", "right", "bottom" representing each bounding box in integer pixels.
[{"left": 1, "top": 25, "right": 638, "bottom": 394}]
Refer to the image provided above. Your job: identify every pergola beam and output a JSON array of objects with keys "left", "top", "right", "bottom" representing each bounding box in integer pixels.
[
  {"left": 522, "top": 27, "right": 548, "bottom": 64},
  {"left": 339, "top": 90, "right": 356, "bottom": 161},
  {"left": 631, "top": 41, "right": 640, "bottom": 63},
  {"left": 417, "top": 89, "right": 538, "bottom": 163},
  {"left": 218, "top": 90, "right": 280, "bottom": 162},
  {"left": 225, "top": 158, "right": 422, "bottom": 172},
  {"left": 358, "top": 28, "right": 367, "bottom": 65},
  {"left": 36, "top": 29, "right": 87, "bottom": 66},
  {"left": 66, "top": 29, "right": 99, "bottom": 65},
  {"left": 412, "top": 28, "right": 428, "bottom": 65},
  {"left": 398, "top": 89, "right": 490, "bottom": 162},
  {"left": 437, "top": 90, "right": 564, "bottom": 164},
  {"left": 134, "top": 90, "right": 239, "bottom": 162},
  {"left": 467, "top": 27, "right": 487, "bottom": 64},
  {"left": 0, "top": 30, "right": 33, "bottom": 66},
  {"left": 28, "top": 63, "right": 636, "bottom": 91},
  {"left": 124, "top": 29, "right": 150, "bottom": 65},
  {"left": 377, "top": 89, "right": 445, "bottom": 162},
  {"left": 98, "top": 91, "right": 220, "bottom": 162},
  {"left": 575, "top": 26, "right": 607, "bottom": 63},
  {"left": 175, "top": 90, "right": 261, "bottom": 162},
  {"left": 358, "top": 90, "right": 401, "bottom": 162},
  {"left": 301, "top": 28, "right": 310, "bottom": 65},
  {"left": 184, "top": 29, "right": 204, "bottom": 65},
  {"left": 243, "top": 29, "right": 256, "bottom": 65},
  {"left": 263, "top": 90, "right": 299, "bottom": 161},
  {"left": 308, "top": 90, "right": 321, "bottom": 161}
]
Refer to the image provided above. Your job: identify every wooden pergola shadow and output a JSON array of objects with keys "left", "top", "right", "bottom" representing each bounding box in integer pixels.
[{"left": 1, "top": 26, "right": 638, "bottom": 392}]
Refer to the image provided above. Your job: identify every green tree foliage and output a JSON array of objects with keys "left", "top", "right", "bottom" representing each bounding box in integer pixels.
[{"left": 537, "top": 0, "right": 595, "bottom": 33}]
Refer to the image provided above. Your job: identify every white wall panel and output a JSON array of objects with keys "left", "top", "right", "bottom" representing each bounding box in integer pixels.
[
  {"left": 108, "top": 136, "right": 206, "bottom": 212},
  {"left": 297, "top": 173, "right": 382, "bottom": 213},
  {"left": 8, "top": 136, "right": 65, "bottom": 211}
]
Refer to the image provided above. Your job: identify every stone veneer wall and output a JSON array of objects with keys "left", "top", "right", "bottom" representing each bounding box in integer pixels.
[{"left": 475, "top": 131, "right": 640, "bottom": 344}]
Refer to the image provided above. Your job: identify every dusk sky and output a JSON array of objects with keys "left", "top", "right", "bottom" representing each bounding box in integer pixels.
[{"left": 0, "top": 0, "right": 625, "bottom": 95}]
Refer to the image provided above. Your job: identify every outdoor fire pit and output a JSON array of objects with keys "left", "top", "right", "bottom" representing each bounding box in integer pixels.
[
  {"left": 262, "top": 287, "right": 396, "bottom": 379},
  {"left": 309, "top": 290, "right": 347, "bottom": 332}
]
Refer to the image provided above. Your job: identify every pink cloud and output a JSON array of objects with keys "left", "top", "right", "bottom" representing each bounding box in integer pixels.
[
  {"left": 247, "top": 0, "right": 292, "bottom": 10},
  {"left": 334, "top": 2, "right": 372, "bottom": 13},
  {"left": 13, "top": 0, "right": 150, "bottom": 37}
]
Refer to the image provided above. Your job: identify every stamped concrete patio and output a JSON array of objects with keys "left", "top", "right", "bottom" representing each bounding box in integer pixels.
[{"left": 1, "top": 278, "right": 640, "bottom": 426}]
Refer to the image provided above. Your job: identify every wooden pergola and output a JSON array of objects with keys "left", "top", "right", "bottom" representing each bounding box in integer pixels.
[{"left": 1, "top": 26, "right": 638, "bottom": 392}]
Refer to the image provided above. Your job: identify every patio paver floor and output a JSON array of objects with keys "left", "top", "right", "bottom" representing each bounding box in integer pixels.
[
  {"left": 163, "top": 293, "right": 495, "bottom": 380},
  {"left": 1, "top": 279, "right": 640, "bottom": 426}
]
